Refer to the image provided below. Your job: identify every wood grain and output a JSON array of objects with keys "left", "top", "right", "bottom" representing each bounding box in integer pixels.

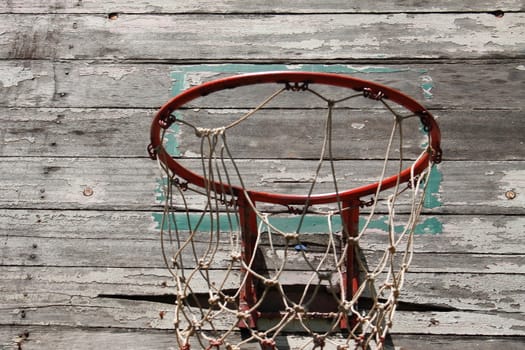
[
  {"left": 1, "top": 61, "right": 524, "bottom": 109},
  {"left": 1, "top": 1, "right": 522, "bottom": 14},
  {"left": 1, "top": 13, "right": 524, "bottom": 60},
  {"left": 1, "top": 1, "right": 524, "bottom": 346},
  {"left": 1, "top": 326, "right": 525, "bottom": 350},
  {"left": 0, "top": 157, "right": 523, "bottom": 214},
  {"left": 2, "top": 210, "right": 523, "bottom": 254},
  {"left": 1, "top": 106, "right": 523, "bottom": 160}
]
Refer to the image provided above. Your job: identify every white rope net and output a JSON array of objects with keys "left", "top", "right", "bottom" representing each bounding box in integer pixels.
[{"left": 155, "top": 82, "right": 436, "bottom": 350}]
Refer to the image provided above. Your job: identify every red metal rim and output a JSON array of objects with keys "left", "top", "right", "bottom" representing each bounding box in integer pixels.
[{"left": 150, "top": 71, "right": 442, "bottom": 206}]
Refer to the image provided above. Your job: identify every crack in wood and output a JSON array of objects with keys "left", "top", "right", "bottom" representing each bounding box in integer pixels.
[{"left": 97, "top": 292, "right": 459, "bottom": 313}]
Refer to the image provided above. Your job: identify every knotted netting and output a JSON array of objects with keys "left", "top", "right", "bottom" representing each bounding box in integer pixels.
[{"left": 151, "top": 72, "right": 441, "bottom": 350}]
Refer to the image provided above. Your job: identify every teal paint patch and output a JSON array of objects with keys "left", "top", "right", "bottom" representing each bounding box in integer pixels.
[
  {"left": 415, "top": 217, "right": 443, "bottom": 235},
  {"left": 419, "top": 74, "right": 434, "bottom": 100},
  {"left": 163, "top": 131, "right": 180, "bottom": 156},
  {"left": 152, "top": 212, "right": 343, "bottom": 234},
  {"left": 155, "top": 63, "right": 444, "bottom": 235},
  {"left": 363, "top": 216, "right": 405, "bottom": 234},
  {"left": 265, "top": 215, "right": 342, "bottom": 233},
  {"left": 152, "top": 213, "right": 442, "bottom": 236},
  {"left": 152, "top": 212, "right": 240, "bottom": 232},
  {"left": 424, "top": 166, "right": 443, "bottom": 209},
  {"left": 170, "top": 64, "right": 427, "bottom": 96},
  {"left": 155, "top": 178, "right": 168, "bottom": 203}
]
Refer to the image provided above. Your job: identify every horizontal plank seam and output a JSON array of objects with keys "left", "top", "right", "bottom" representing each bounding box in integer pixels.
[{"left": 0, "top": 10, "right": 524, "bottom": 16}]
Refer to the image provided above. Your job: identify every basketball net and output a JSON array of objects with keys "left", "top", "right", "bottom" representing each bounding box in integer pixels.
[{"left": 153, "top": 75, "right": 440, "bottom": 350}]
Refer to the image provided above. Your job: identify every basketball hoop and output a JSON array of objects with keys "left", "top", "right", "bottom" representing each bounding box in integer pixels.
[{"left": 149, "top": 71, "right": 442, "bottom": 349}]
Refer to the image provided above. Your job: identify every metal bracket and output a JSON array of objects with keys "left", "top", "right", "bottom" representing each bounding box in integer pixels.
[
  {"left": 363, "top": 87, "right": 385, "bottom": 100},
  {"left": 172, "top": 177, "right": 189, "bottom": 191},
  {"left": 147, "top": 143, "right": 157, "bottom": 160},
  {"left": 285, "top": 81, "right": 309, "bottom": 91},
  {"left": 158, "top": 112, "right": 177, "bottom": 129}
]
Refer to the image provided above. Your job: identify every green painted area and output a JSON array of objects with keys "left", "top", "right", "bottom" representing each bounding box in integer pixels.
[
  {"left": 171, "top": 63, "right": 428, "bottom": 95},
  {"left": 155, "top": 178, "right": 168, "bottom": 203},
  {"left": 424, "top": 167, "right": 443, "bottom": 209},
  {"left": 419, "top": 74, "right": 434, "bottom": 100},
  {"left": 152, "top": 212, "right": 240, "bottom": 232},
  {"left": 163, "top": 131, "right": 180, "bottom": 157},
  {"left": 153, "top": 63, "right": 444, "bottom": 236},
  {"left": 364, "top": 216, "right": 404, "bottom": 234},
  {"left": 152, "top": 212, "right": 441, "bottom": 235},
  {"left": 152, "top": 212, "right": 341, "bottom": 233},
  {"left": 415, "top": 217, "right": 443, "bottom": 235}
]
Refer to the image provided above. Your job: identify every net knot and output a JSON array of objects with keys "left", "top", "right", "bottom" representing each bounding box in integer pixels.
[
  {"left": 317, "top": 271, "right": 332, "bottom": 281},
  {"left": 293, "top": 304, "right": 305, "bottom": 314},
  {"left": 230, "top": 252, "right": 242, "bottom": 261},
  {"left": 260, "top": 338, "right": 276, "bottom": 349},
  {"left": 208, "top": 295, "right": 220, "bottom": 306},
  {"left": 263, "top": 278, "right": 278, "bottom": 287},
  {"left": 236, "top": 311, "right": 251, "bottom": 320},
  {"left": 207, "top": 339, "right": 223, "bottom": 349},
  {"left": 284, "top": 233, "right": 299, "bottom": 241},
  {"left": 313, "top": 334, "right": 326, "bottom": 348},
  {"left": 198, "top": 259, "right": 210, "bottom": 269},
  {"left": 226, "top": 345, "right": 240, "bottom": 350},
  {"left": 195, "top": 127, "right": 225, "bottom": 137},
  {"left": 393, "top": 288, "right": 400, "bottom": 298}
]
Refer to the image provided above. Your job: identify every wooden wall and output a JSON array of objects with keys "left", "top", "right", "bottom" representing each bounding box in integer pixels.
[{"left": 1, "top": 1, "right": 524, "bottom": 349}]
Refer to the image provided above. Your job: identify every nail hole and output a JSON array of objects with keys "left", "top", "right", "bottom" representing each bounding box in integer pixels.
[
  {"left": 108, "top": 12, "right": 119, "bottom": 20},
  {"left": 83, "top": 187, "right": 94, "bottom": 197},
  {"left": 505, "top": 190, "right": 516, "bottom": 200}
]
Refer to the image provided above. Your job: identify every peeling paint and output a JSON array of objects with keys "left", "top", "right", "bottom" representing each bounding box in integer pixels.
[
  {"left": 78, "top": 66, "right": 137, "bottom": 80},
  {"left": 0, "top": 66, "right": 34, "bottom": 88},
  {"left": 170, "top": 64, "right": 423, "bottom": 96},
  {"left": 152, "top": 212, "right": 442, "bottom": 235},
  {"left": 420, "top": 74, "right": 434, "bottom": 100},
  {"left": 3, "top": 136, "right": 36, "bottom": 144},
  {"left": 425, "top": 166, "right": 443, "bottom": 209}
]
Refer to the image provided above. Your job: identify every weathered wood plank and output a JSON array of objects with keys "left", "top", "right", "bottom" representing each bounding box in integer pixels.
[
  {"left": 1, "top": 265, "right": 524, "bottom": 313},
  {"left": 2, "top": 210, "right": 524, "bottom": 255},
  {"left": 1, "top": 14, "right": 524, "bottom": 60},
  {"left": 1, "top": 61, "right": 524, "bottom": 109},
  {"left": 1, "top": 325, "right": 525, "bottom": 350},
  {"left": 3, "top": 232, "right": 524, "bottom": 273},
  {"left": 1, "top": 291, "right": 524, "bottom": 336},
  {"left": 0, "top": 108, "right": 154, "bottom": 158},
  {"left": 3, "top": 107, "right": 522, "bottom": 161},
  {"left": 0, "top": 60, "right": 525, "bottom": 110},
  {"left": 1, "top": 1, "right": 522, "bottom": 14},
  {"left": 0, "top": 158, "right": 523, "bottom": 214}
]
